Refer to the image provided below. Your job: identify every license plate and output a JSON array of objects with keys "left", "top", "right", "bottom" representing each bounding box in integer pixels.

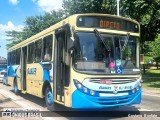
[{"left": 100, "top": 79, "right": 112, "bottom": 84}]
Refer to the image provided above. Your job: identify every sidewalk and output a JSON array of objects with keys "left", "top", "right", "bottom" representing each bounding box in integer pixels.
[{"left": 0, "top": 93, "right": 20, "bottom": 109}]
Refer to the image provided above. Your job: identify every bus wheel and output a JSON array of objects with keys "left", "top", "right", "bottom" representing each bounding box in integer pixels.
[
  {"left": 45, "top": 87, "right": 54, "bottom": 111},
  {"left": 14, "top": 79, "right": 19, "bottom": 95}
]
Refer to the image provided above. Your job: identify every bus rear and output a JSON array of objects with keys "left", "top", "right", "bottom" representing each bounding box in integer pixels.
[{"left": 69, "top": 14, "right": 141, "bottom": 108}]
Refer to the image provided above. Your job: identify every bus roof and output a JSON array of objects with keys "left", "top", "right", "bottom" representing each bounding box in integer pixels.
[{"left": 8, "top": 13, "right": 139, "bottom": 52}]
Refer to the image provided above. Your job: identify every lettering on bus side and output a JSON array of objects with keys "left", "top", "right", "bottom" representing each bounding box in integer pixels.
[
  {"left": 100, "top": 19, "right": 120, "bottom": 30},
  {"left": 99, "top": 86, "right": 111, "bottom": 90},
  {"left": 28, "top": 68, "right": 36, "bottom": 75}
]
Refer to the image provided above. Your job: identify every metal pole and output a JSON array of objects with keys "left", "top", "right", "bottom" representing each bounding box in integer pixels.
[{"left": 117, "top": 0, "right": 120, "bottom": 16}]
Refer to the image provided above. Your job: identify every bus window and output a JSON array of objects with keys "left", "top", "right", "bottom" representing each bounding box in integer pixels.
[
  {"left": 35, "top": 39, "right": 42, "bottom": 62},
  {"left": 28, "top": 43, "right": 34, "bottom": 63},
  {"left": 8, "top": 53, "right": 11, "bottom": 66},
  {"left": 43, "top": 35, "right": 53, "bottom": 61},
  {"left": 16, "top": 48, "right": 21, "bottom": 65},
  {"left": 11, "top": 51, "right": 16, "bottom": 65}
]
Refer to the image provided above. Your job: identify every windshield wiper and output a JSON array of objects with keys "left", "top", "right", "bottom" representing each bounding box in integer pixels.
[
  {"left": 119, "top": 33, "right": 130, "bottom": 69},
  {"left": 94, "top": 29, "right": 110, "bottom": 51},
  {"left": 119, "top": 33, "right": 130, "bottom": 52}
]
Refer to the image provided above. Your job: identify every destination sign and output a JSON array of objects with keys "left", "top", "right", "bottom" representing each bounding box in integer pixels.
[{"left": 77, "top": 16, "right": 139, "bottom": 33}]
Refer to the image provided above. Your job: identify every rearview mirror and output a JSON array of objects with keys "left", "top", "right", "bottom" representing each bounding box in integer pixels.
[{"left": 68, "top": 36, "right": 74, "bottom": 52}]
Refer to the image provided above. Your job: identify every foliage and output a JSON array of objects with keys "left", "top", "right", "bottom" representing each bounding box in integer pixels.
[
  {"left": 144, "top": 56, "right": 153, "bottom": 64},
  {"left": 144, "top": 34, "right": 160, "bottom": 57},
  {"left": 62, "top": 0, "right": 117, "bottom": 15},
  {"left": 124, "top": 47, "right": 132, "bottom": 59},
  {"left": 6, "top": 10, "right": 64, "bottom": 48},
  {"left": 23, "top": 11, "right": 64, "bottom": 38},
  {"left": 121, "top": 0, "right": 160, "bottom": 42},
  {"left": 154, "top": 56, "right": 160, "bottom": 63},
  {"left": 5, "top": 0, "right": 160, "bottom": 49}
]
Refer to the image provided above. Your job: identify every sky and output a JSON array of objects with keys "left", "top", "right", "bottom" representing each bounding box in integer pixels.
[{"left": 0, "top": 0, "right": 63, "bottom": 58}]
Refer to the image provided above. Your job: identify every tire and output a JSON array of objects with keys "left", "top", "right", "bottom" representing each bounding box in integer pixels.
[
  {"left": 14, "top": 79, "right": 19, "bottom": 95},
  {"left": 45, "top": 87, "right": 54, "bottom": 111}
]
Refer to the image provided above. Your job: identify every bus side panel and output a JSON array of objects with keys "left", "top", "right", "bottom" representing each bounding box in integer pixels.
[
  {"left": 64, "top": 87, "right": 71, "bottom": 107},
  {"left": 33, "top": 80, "right": 43, "bottom": 97},
  {"left": 8, "top": 77, "right": 14, "bottom": 87},
  {"left": 26, "top": 63, "right": 44, "bottom": 98},
  {"left": 7, "top": 65, "right": 19, "bottom": 87},
  {"left": 16, "top": 66, "right": 21, "bottom": 90},
  {"left": 27, "top": 79, "right": 32, "bottom": 94}
]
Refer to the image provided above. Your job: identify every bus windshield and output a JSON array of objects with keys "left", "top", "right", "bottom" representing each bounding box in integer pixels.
[{"left": 73, "top": 32, "right": 140, "bottom": 75}]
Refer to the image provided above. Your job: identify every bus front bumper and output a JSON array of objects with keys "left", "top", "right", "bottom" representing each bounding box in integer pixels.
[{"left": 72, "top": 88, "right": 142, "bottom": 109}]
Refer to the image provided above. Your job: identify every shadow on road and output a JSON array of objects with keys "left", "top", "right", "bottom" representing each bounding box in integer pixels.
[
  {"left": 9, "top": 89, "right": 141, "bottom": 118},
  {"left": 10, "top": 90, "right": 46, "bottom": 108}
]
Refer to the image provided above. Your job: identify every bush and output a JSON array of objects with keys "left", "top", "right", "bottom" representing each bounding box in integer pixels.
[
  {"left": 144, "top": 56, "right": 153, "bottom": 64},
  {"left": 153, "top": 56, "right": 160, "bottom": 69},
  {"left": 154, "top": 56, "right": 160, "bottom": 63}
]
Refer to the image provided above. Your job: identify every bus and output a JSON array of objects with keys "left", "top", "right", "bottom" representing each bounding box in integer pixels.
[
  {"left": 7, "top": 13, "right": 142, "bottom": 110},
  {"left": 0, "top": 58, "right": 7, "bottom": 71}
]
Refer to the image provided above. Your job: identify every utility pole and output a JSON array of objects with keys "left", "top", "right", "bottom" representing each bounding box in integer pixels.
[{"left": 117, "top": 0, "right": 120, "bottom": 16}]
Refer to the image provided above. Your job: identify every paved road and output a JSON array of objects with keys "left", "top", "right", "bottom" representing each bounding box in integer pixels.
[{"left": 0, "top": 83, "right": 160, "bottom": 120}]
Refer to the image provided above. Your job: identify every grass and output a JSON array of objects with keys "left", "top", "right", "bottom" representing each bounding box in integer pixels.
[
  {"left": 142, "top": 69, "right": 160, "bottom": 90},
  {"left": 142, "top": 79, "right": 160, "bottom": 90},
  {"left": 145, "top": 69, "right": 160, "bottom": 74}
]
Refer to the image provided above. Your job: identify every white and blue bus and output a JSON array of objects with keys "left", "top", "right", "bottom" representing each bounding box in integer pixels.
[
  {"left": 7, "top": 14, "right": 142, "bottom": 110},
  {"left": 0, "top": 58, "right": 7, "bottom": 71}
]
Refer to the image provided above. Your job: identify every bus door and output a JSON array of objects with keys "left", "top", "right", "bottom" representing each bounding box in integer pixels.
[
  {"left": 21, "top": 46, "right": 27, "bottom": 91},
  {"left": 54, "top": 25, "right": 71, "bottom": 103}
]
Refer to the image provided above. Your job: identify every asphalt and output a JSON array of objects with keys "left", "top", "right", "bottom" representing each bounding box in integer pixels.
[{"left": 142, "top": 88, "right": 160, "bottom": 94}]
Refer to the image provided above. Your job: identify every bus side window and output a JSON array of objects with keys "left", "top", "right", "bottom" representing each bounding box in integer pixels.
[
  {"left": 44, "top": 48, "right": 50, "bottom": 61},
  {"left": 43, "top": 35, "right": 53, "bottom": 61},
  {"left": 10, "top": 51, "right": 16, "bottom": 65},
  {"left": 16, "top": 48, "right": 21, "bottom": 65},
  {"left": 28, "top": 43, "right": 34, "bottom": 63},
  {"left": 35, "top": 39, "right": 42, "bottom": 62}
]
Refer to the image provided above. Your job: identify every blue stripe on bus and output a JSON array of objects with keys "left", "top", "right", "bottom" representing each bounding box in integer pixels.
[
  {"left": 8, "top": 65, "right": 20, "bottom": 78},
  {"left": 72, "top": 88, "right": 142, "bottom": 109},
  {"left": 39, "top": 63, "right": 52, "bottom": 82},
  {"left": 43, "top": 69, "right": 50, "bottom": 81}
]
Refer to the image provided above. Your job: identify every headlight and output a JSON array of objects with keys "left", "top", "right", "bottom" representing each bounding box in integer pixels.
[
  {"left": 73, "top": 79, "right": 98, "bottom": 97},
  {"left": 84, "top": 87, "right": 88, "bottom": 93},
  {"left": 77, "top": 84, "right": 82, "bottom": 89},
  {"left": 132, "top": 89, "right": 135, "bottom": 93},
  {"left": 131, "top": 82, "right": 142, "bottom": 94},
  {"left": 90, "top": 90, "right": 95, "bottom": 95},
  {"left": 136, "top": 86, "right": 139, "bottom": 91}
]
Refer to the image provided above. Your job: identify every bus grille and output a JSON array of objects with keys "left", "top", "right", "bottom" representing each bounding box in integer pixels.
[
  {"left": 89, "top": 79, "right": 137, "bottom": 84},
  {"left": 91, "top": 94, "right": 135, "bottom": 106}
]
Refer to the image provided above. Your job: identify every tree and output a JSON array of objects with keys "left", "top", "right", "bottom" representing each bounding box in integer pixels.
[
  {"left": 144, "top": 34, "right": 160, "bottom": 69},
  {"left": 6, "top": 10, "right": 64, "bottom": 48},
  {"left": 23, "top": 11, "right": 64, "bottom": 38},
  {"left": 6, "top": 0, "right": 160, "bottom": 49},
  {"left": 145, "top": 35, "right": 160, "bottom": 57},
  {"left": 62, "top": 0, "right": 117, "bottom": 15},
  {"left": 121, "top": 0, "right": 160, "bottom": 42},
  {"left": 5, "top": 30, "right": 25, "bottom": 48}
]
